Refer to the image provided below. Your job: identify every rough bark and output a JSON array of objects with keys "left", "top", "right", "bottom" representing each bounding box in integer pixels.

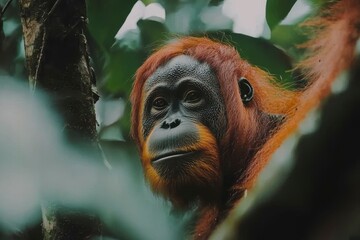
[
  {"left": 0, "top": 6, "right": 4, "bottom": 47},
  {"left": 18, "top": 0, "right": 102, "bottom": 239}
]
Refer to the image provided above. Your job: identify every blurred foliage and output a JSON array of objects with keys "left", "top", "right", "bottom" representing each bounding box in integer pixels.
[
  {"left": 266, "top": 0, "right": 297, "bottom": 30},
  {"left": 0, "top": 0, "right": 321, "bottom": 239},
  {"left": 209, "top": 0, "right": 224, "bottom": 6},
  {"left": 86, "top": 0, "right": 315, "bottom": 140},
  {"left": 0, "top": 0, "right": 25, "bottom": 79},
  {"left": 0, "top": 0, "right": 316, "bottom": 129}
]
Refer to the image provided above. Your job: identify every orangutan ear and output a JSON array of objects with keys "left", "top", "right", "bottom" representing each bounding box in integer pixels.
[{"left": 238, "top": 77, "right": 253, "bottom": 104}]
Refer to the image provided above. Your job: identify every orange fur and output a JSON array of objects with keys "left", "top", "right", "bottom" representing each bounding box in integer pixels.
[
  {"left": 193, "top": 206, "right": 219, "bottom": 240},
  {"left": 142, "top": 123, "right": 221, "bottom": 208},
  {"left": 240, "top": 0, "right": 360, "bottom": 190},
  {"left": 130, "top": 0, "right": 360, "bottom": 238},
  {"left": 131, "top": 37, "right": 298, "bottom": 170}
]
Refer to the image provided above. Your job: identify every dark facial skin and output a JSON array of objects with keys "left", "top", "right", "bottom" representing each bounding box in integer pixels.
[{"left": 142, "top": 55, "right": 226, "bottom": 177}]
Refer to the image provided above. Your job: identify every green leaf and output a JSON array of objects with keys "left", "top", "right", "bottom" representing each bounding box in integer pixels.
[
  {"left": 138, "top": 19, "right": 169, "bottom": 47},
  {"left": 271, "top": 24, "right": 307, "bottom": 53},
  {"left": 101, "top": 48, "right": 144, "bottom": 97},
  {"left": 87, "top": 0, "right": 134, "bottom": 49},
  {"left": 207, "top": 31, "right": 294, "bottom": 84},
  {"left": 209, "top": 0, "right": 224, "bottom": 6},
  {"left": 266, "top": 0, "right": 297, "bottom": 30}
]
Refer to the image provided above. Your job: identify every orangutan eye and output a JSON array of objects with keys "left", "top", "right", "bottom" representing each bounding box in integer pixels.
[
  {"left": 184, "top": 90, "right": 202, "bottom": 103},
  {"left": 152, "top": 97, "right": 168, "bottom": 110}
]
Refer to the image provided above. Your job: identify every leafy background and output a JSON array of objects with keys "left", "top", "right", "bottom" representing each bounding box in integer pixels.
[{"left": 0, "top": 0, "right": 322, "bottom": 239}]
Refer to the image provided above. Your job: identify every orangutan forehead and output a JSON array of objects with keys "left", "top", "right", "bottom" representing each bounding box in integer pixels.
[{"left": 143, "top": 55, "right": 217, "bottom": 91}]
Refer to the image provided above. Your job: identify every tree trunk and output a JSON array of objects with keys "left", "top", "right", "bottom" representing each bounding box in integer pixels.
[
  {"left": 18, "top": 0, "right": 102, "bottom": 239},
  {"left": 0, "top": 6, "right": 4, "bottom": 48}
]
